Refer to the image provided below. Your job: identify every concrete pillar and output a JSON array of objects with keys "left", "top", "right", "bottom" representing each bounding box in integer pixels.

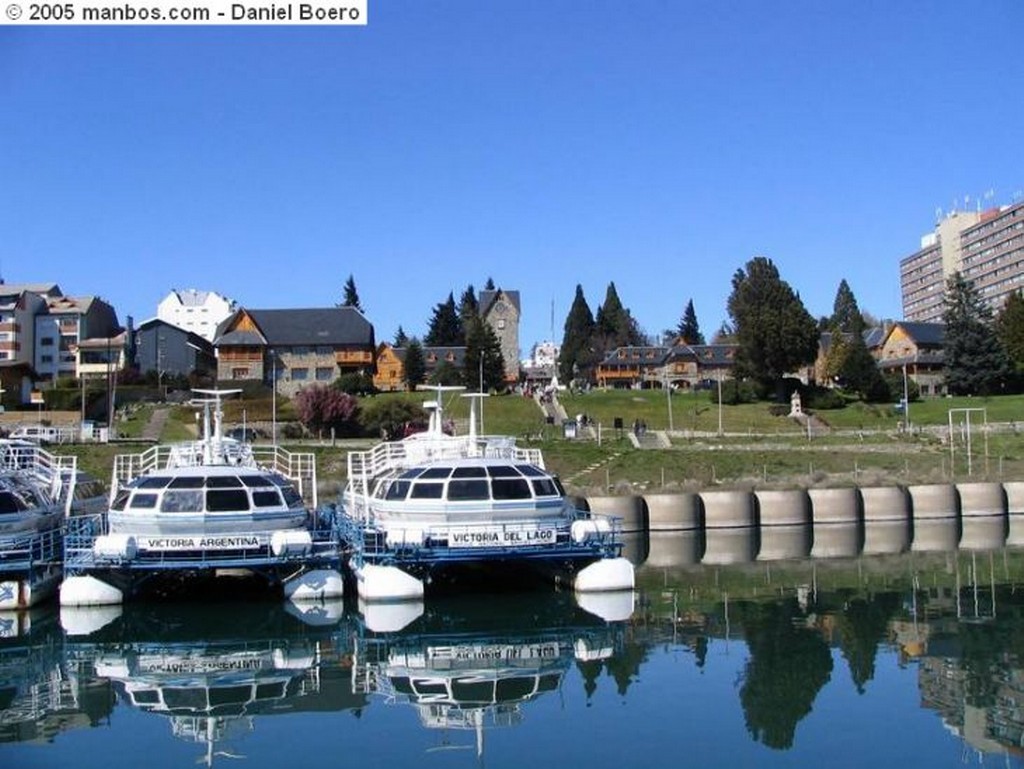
[
  {"left": 585, "top": 496, "right": 647, "bottom": 532},
  {"left": 808, "top": 487, "right": 861, "bottom": 525},
  {"left": 956, "top": 482, "right": 1006, "bottom": 518},
  {"left": 908, "top": 484, "right": 959, "bottom": 521},
  {"left": 1005, "top": 482, "right": 1024, "bottom": 514},
  {"left": 755, "top": 489, "right": 810, "bottom": 527},
  {"left": 861, "top": 486, "right": 909, "bottom": 523},
  {"left": 619, "top": 531, "right": 648, "bottom": 566},
  {"left": 645, "top": 493, "right": 701, "bottom": 531},
  {"left": 701, "top": 490, "right": 755, "bottom": 529}
]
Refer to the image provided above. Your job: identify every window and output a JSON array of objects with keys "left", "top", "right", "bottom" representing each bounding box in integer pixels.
[
  {"left": 160, "top": 490, "right": 204, "bottom": 513},
  {"left": 316, "top": 346, "right": 332, "bottom": 355},
  {"left": 232, "top": 367, "right": 249, "bottom": 379},
  {"left": 492, "top": 478, "right": 531, "bottom": 500},
  {"left": 447, "top": 479, "right": 490, "bottom": 501},
  {"left": 292, "top": 346, "right": 310, "bottom": 356},
  {"left": 40, "top": 355, "right": 53, "bottom": 364},
  {"left": 252, "top": 490, "right": 283, "bottom": 507},
  {"left": 409, "top": 482, "right": 444, "bottom": 499},
  {"left": 291, "top": 368, "right": 309, "bottom": 381},
  {"left": 206, "top": 489, "right": 250, "bottom": 512},
  {"left": 129, "top": 493, "right": 159, "bottom": 509},
  {"left": 316, "top": 367, "right": 334, "bottom": 381}
]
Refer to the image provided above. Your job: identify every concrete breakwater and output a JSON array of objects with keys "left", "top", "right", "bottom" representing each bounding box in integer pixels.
[{"left": 573, "top": 481, "right": 1024, "bottom": 567}]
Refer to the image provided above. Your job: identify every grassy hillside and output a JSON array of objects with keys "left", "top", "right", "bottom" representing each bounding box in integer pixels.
[{"left": 53, "top": 388, "right": 1024, "bottom": 498}]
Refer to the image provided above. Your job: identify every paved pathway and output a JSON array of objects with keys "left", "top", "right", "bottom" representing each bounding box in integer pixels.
[{"left": 141, "top": 407, "right": 170, "bottom": 441}]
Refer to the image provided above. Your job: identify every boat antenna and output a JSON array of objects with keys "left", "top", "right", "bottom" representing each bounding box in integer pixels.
[
  {"left": 461, "top": 392, "right": 489, "bottom": 440},
  {"left": 416, "top": 384, "right": 465, "bottom": 436}
]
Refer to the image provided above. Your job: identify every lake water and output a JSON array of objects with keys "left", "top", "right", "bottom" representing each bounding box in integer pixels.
[{"left": 5, "top": 530, "right": 1024, "bottom": 769}]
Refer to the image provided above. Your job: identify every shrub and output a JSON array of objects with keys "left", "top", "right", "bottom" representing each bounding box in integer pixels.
[
  {"left": 334, "top": 371, "right": 377, "bottom": 396},
  {"left": 806, "top": 388, "right": 846, "bottom": 410},
  {"left": 710, "top": 378, "right": 758, "bottom": 406}
]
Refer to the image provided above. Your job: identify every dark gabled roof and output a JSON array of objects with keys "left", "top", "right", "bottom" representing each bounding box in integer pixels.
[
  {"left": 388, "top": 345, "right": 468, "bottom": 368},
  {"left": 896, "top": 321, "right": 944, "bottom": 346},
  {"left": 136, "top": 318, "right": 214, "bottom": 353},
  {"left": 599, "top": 346, "right": 670, "bottom": 366},
  {"left": 479, "top": 289, "right": 521, "bottom": 317},
  {"left": 862, "top": 326, "right": 887, "bottom": 349},
  {"left": 217, "top": 330, "right": 266, "bottom": 346},
  {"left": 688, "top": 344, "right": 737, "bottom": 366},
  {"left": 216, "top": 308, "right": 374, "bottom": 347}
]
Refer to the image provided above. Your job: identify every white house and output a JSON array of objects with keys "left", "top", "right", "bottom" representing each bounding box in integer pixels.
[{"left": 157, "top": 289, "right": 237, "bottom": 343}]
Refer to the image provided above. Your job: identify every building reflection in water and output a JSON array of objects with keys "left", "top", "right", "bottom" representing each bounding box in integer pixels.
[
  {"left": 351, "top": 592, "right": 629, "bottom": 759},
  {"left": 61, "top": 599, "right": 364, "bottom": 767},
  {"left": 0, "top": 607, "right": 113, "bottom": 745}
]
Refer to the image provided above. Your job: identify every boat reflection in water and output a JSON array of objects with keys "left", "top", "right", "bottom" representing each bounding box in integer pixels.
[
  {"left": 352, "top": 592, "right": 628, "bottom": 758},
  {"left": 62, "top": 600, "right": 364, "bottom": 766}
]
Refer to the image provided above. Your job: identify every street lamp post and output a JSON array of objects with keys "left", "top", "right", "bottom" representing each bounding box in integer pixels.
[
  {"left": 717, "top": 370, "right": 723, "bottom": 436},
  {"left": 664, "top": 367, "right": 674, "bottom": 432},
  {"left": 902, "top": 363, "right": 910, "bottom": 433},
  {"left": 270, "top": 350, "right": 278, "bottom": 447}
]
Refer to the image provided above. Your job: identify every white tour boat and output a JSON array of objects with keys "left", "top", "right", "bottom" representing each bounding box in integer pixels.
[
  {"left": 340, "top": 387, "right": 634, "bottom": 601},
  {"left": 0, "top": 439, "right": 78, "bottom": 610},
  {"left": 60, "top": 390, "right": 344, "bottom": 606}
]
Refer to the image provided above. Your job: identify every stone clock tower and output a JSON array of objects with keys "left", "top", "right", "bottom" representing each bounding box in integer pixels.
[{"left": 479, "top": 288, "right": 520, "bottom": 383}]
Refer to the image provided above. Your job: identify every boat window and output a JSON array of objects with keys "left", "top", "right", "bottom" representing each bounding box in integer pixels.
[
  {"left": 537, "top": 673, "right": 560, "bottom": 693},
  {"left": 206, "top": 475, "right": 243, "bottom": 488},
  {"left": 384, "top": 480, "right": 410, "bottom": 501},
  {"left": 419, "top": 467, "right": 452, "bottom": 479},
  {"left": 169, "top": 477, "right": 204, "bottom": 489},
  {"left": 138, "top": 477, "right": 172, "bottom": 489},
  {"left": 451, "top": 466, "right": 487, "bottom": 478},
  {"left": 411, "top": 679, "right": 449, "bottom": 696},
  {"left": 252, "top": 490, "right": 283, "bottom": 508},
  {"left": 209, "top": 685, "right": 252, "bottom": 707},
  {"left": 446, "top": 479, "right": 490, "bottom": 501},
  {"left": 486, "top": 465, "right": 520, "bottom": 478},
  {"left": 496, "top": 676, "right": 536, "bottom": 700},
  {"left": 163, "top": 687, "right": 208, "bottom": 710},
  {"left": 206, "top": 489, "right": 250, "bottom": 512},
  {"left": 160, "top": 490, "right": 204, "bottom": 513},
  {"left": 517, "top": 465, "right": 545, "bottom": 477},
  {"left": 241, "top": 476, "right": 275, "bottom": 488},
  {"left": 530, "top": 478, "right": 558, "bottom": 497},
  {"left": 129, "top": 493, "right": 159, "bottom": 509},
  {"left": 553, "top": 477, "right": 567, "bottom": 496},
  {"left": 452, "top": 679, "right": 495, "bottom": 702},
  {"left": 255, "top": 682, "right": 287, "bottom": 700},
  {"left": 0, "top": 491, "right": 22, "bottom": 513},
  {"left": 131, "top": 689, "right": 160, "bottom": 705},
  {"left": 409, "top": 482, "right": 444, "bottom": 499},
  {"left": 280, "top": 485, "right": 303, "bottom": 508},
  {"left": 492, "top": 478, "right": 531, "bottom": 500},
  {"left": 391, "top": 677, "right": 415, "bottom": 695},
  {"left": 398, "top": 468, "right": 422, "bottom": 480},
  {"left": 110, "top": 489, "right": 130, "bottom": 511}
]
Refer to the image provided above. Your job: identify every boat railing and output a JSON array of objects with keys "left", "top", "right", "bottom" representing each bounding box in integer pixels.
[
  {"left": 63, "top": 510, "right": 340, "bottom": 572},
  {"left": 111, "top": 443, "right": 318, "bottom": 507},
  {"left": 0, "top": 526, "right": 62, "bottom": 573},
  {"left": 341, "top": 509, "right": 623, "bottom": 565},
  {"left": 346, "top": 437, "right": 544, "bottom": 519},
  {"left": 0, "top": 440, "right": 78, "bottom": 515}
]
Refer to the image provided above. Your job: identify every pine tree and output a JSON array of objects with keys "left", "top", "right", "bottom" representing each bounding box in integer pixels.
[
  {"left": 558, "top": 285, "right": 597, "bottom": 384},
  {"left": 676, "top": 299, "right": 705, "bottom": 344},
  {"left": 484, "top": 277, "right": 496, "bottom": 291},
  {"left": 393, "top": 326, "right": 409, "bottom": 347},
  {"left": 727, "top": 256, "right": 819, "bottom": 396},
  {"left": 830, "top": 279, "right": 864, "bottom": 334},
  {"left": 594, "top": 282, "right": 644, "bottom": 354},
  {"left": 341, "top": 274, "right": 363, "bottom": 312},
  {"left": 403, "top": 337, "right": 426, "bottom": 390},
  {"left": 458, "top": 284, "right": 479, "bottom": 332},
  {"left": 424, "top": 293, "right": 463, "bottom": 346},
  {"left": 943, "top": 272, "right": 1012, "bottom": 395},
  {"left": 996, "top": 291, "right": 1024, "bottom": 376},
  {"left": 464, "top": 316, "right": 506, "bottom": 392}
]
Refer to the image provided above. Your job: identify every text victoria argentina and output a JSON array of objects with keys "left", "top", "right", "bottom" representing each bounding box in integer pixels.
[{"left": 230, "top": 2, "right": 360, "bottom": 20}]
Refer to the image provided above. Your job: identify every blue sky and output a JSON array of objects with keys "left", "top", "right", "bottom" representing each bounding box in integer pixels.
[{"left": 3, "top": 1, "right": 1023, "bottom": 357}]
